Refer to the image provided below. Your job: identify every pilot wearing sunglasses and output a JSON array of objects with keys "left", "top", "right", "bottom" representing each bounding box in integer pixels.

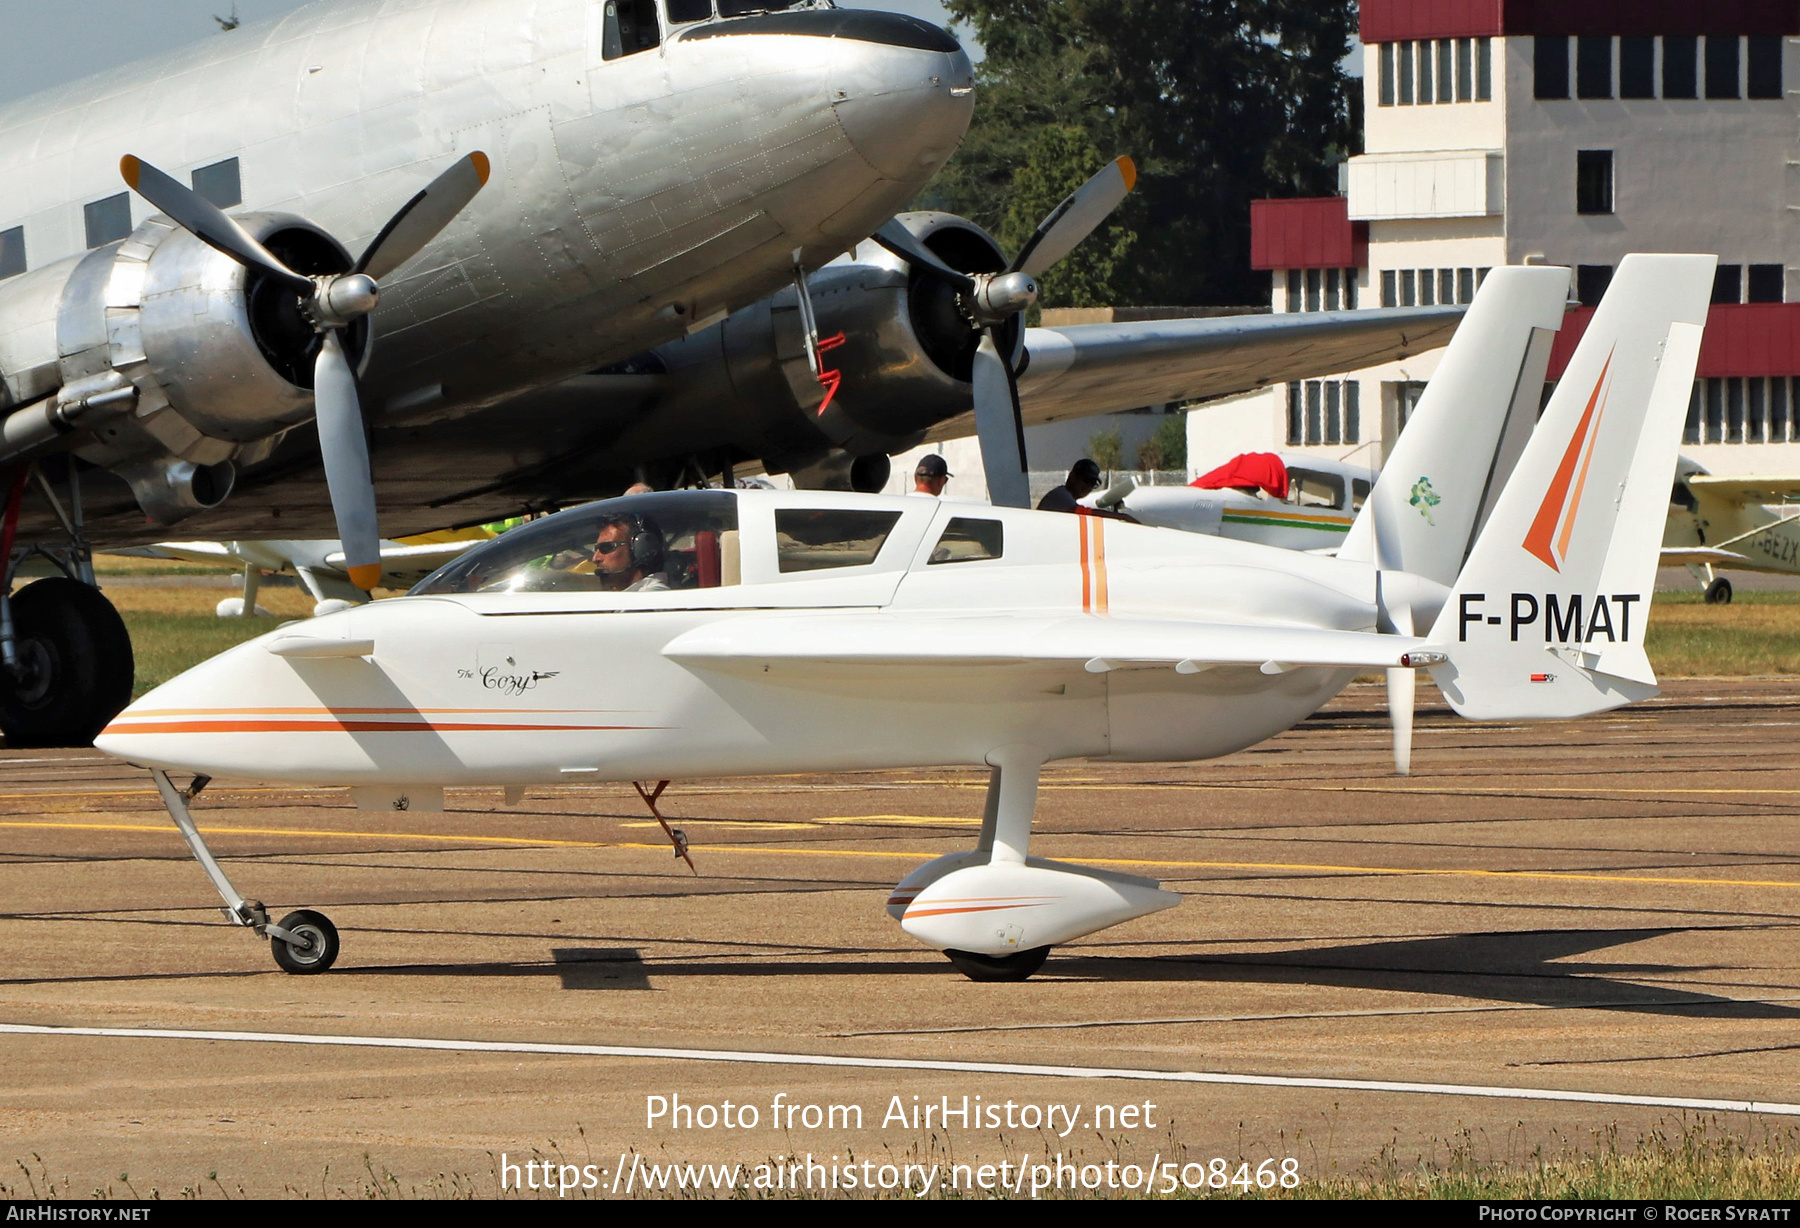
[{"left": 588, "top": 515, "right": 670, "bottom": 592}]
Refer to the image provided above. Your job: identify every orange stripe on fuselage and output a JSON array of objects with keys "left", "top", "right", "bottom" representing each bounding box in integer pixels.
[
  {"left": 101, "top": 719, "right": 642, "bottom": 735},
  {"left": 124, "top": 706, "right": 624, "bottom": 717},
  {"left": 1078, "top": 515, "right": 1092, "bottom": 611},
  {"left": 1093, "top": 516, "right": 1108, "bottom": 613}
]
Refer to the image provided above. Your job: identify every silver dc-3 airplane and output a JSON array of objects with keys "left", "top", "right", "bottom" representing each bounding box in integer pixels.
[
  {"left": 0, "top": 0, "right": 1461, "bottom": 748},
  {"left": 95, "top": 254, "right": 1712, "bottom": 981}
]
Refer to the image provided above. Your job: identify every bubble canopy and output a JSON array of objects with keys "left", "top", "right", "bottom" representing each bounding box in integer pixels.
[{"left": 410, "top": 491, "right": 741, "bottom": 595}]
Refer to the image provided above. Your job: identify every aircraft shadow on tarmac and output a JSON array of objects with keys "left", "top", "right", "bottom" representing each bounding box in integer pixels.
[
  {"left": 327, "top": 926, "right": 1796, "bottom": 1018},
  {"left": 1047, "top": 927, "right": 1800, "bottom": 1019}
]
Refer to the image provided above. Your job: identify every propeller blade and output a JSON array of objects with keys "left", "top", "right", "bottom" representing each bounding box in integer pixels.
[
  {"left": 871, "top": 219, "right": 976, "bottom": 296},
  {"left": 972, "top": 331, "right": 1030, "bottom": 509},
  {"left": 312, "top": 331, "right": 382, "bottom": 592},
  {"left": 1387, "top": 666, "right": 1416, "bottom": 776},
  {"left": 1010, "top": 155, "right": 1137, "bottom": 279},
  {"left": 1381, "top": 596, "right": 1416, "bottom": 775},
  {"left": 120, "top": 155, "right": 313, "bottom": 295},
  {"left": 355, "top": 152, "right": 491, "bottom": 282}
]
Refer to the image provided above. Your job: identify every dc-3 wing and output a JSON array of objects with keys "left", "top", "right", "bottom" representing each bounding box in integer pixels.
[
  {"left": 1684, "top": 475, "right": 1800, "bottom": 504},
  {"left": 922, "top": 307, "right": 1463, "bottom": 437},
  {"left": 663, "top": 612, "right": 1431, "bottom": 676}
]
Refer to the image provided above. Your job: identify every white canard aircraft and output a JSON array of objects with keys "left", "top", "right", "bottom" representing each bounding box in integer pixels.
[
  {"left": 94, "top": 254, "right": 1711, "bottom": 981},
  {"left": 0, "top": 0, "right": 1465, "bottom": 748}
]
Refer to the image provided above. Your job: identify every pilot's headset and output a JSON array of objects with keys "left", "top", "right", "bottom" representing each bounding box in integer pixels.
[{"left": 613, "top": 514, "right": 663, "bottom": 571}]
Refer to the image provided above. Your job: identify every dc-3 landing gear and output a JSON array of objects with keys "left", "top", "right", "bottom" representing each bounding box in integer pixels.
[
  {"left": 0, "top": 461, "right": 134, "bottom": 747},
  {"left": 885, "top": 746, "right": 1180, "bottom": 983},
  {"left": 150, "top": 769, "right": 340, "bottom": 974}
]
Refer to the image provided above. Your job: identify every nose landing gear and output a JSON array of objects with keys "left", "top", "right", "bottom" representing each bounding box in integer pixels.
[{"left": 149, "top": 769, "right": 340, "bottom": 974}]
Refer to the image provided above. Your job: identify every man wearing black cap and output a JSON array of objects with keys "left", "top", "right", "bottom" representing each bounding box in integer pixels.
[
  {"left": 1038, "top": 459, "right": 1138, "bottom": 520},
  {"left": 911, "top": 454, "right": 952, "bottom": 497}
]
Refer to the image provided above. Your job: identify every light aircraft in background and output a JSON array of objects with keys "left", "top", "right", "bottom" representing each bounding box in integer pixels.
[
  {"left": 95, "top": 255, "right": 1710, "bottom": 982},
  {"left": 1089, "top": 452, "right": 1376, "bottom": 552},
  {"left": 121, "top": 529, "right": 499, "bottom": 617},
  {"left": 1663, "top": 459, "right": 1800, "bottom": 603},
  {"left": 0, "top": 0, "right": 1464, "bottom": 747}
]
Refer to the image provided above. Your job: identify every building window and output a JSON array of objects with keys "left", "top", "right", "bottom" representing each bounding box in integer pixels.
[
  {"left": 1286, "top": 269, "right": 1301, "bottom": 312},
  {"left": 1706, "top": 35, "right": 1741, "bottom": 100},
  {"left": 1664, "top": 34, "right": 1699, "bottom": 99},
  {"left": 0, "top": 226, "right": 22, "bottom": 280},
  {"left": 190, "top": 158, "right": 241, "bottom": 208},
  {"left": 1419, "top": 269, "right": 1436, "bottom": 306},
  {"left": 1749, "top": 34, "right": 1783, "bottom": 99},
  {"left": 1774, "top": 379, "right": 1792, "bottom": 442},
  {"left": 1343, "top": 268, "right": 1358, "bottom": 310},
  {"left": 1401, "top": 269, "right": 1417, "bottom": 306},
  {"left": 1399, "top": 40, "right": 1415, "bottom": 104},
  {"left": 1437, "top": 40, "right": 1455, "bottom": 104},
  {"left": 1305, "top": 268, "right": 1321, "bottom": 312},
  {"left": 1536, "top": 35, "right": 1570, "bottom": 100},
  {"left": 1325, "top": 268, "right": 1341, "bottom": 309},
  {"left": 1748, "top": 264, "right": 1785, "bottom": 303},
  {"left": 1576, "top": 150, "right": 1614, "bottom": 215},
  {"left": 1577, "top": 264, "right": 1614, "bottom": 307},
  {"left": 1288, "top": 381, "right": 1359, "bottom": 446},
  {"left": 1713, "top": 265, "right": 1743, "bottom": 304},
  {"left": 1679, "top": 380, "right": 1800, "bottom": 446},
  {"left": 1477, "top": 37, "right": 1493, "bottom": 100},
  {"left": 1577, "top": 36, "right": 1613, "bottom": 99},
  {"left": 1456, "top": 38, "right": 1473, "bottom": 101},
  {"left": 1417, "top": 39, "right": 1435, "bottom": 104},
  {"left": 1620, "top": 36, "right": 1655, "bottom": 99},
  {"left": 1749, "top": 379, "right": 1767, "bottom": 443},
  {"left": 83, "top": 193, "right": 131, "bottom": 249},
  {"left": 1381, "top": 270, "right": 1396, "bottom": 307},
  {"left": 1380, "top": 43, "right": 1396, "bottom": 106},
  {"left": 1457, "top": 268, "right": 1476, "bottom": 304}
]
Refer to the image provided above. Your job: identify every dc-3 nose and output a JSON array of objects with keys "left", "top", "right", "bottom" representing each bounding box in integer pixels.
[{"left": 823, "top": 9, "right": 975, "bottom": 180}]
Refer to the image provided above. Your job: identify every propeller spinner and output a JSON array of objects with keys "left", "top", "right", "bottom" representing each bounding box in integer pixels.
[
  {"left": 874, "top": 156, "right": 1137, "bottom": 507},
  {"left": 121, "top": 152, "right": 491, "bottom": 591}
]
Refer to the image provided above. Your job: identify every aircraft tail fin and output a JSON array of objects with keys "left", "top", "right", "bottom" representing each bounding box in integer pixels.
[
  {"left": 1340, "top": 266, "right": 1570, "bottom": 585},
  {"left": 1427, "top": 254, "right": 1715, "bottom": 720}
]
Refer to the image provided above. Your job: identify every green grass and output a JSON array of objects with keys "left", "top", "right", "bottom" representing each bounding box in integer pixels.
[
  {"left": 107, "top": 583, "right": 316, "bottom": 698},
  {"left": 1646, "top": 589, "right": 1800, "bottom": 676}
]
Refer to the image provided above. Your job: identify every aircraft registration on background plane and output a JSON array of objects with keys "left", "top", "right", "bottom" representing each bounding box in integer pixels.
[
  {"left": 94, "top": 254, "right": 1712, "bottom": 982},
  {"left": 0, "top": 0, "right": 1462, "bottom": 748}
]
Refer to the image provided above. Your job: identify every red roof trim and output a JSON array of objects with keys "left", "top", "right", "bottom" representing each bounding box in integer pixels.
[
  {"left": 1249, "top": 198, "right": 1368, "bottom": 271},
  {"left": 1362, "top": 0, "right": 1800, "bottom": 42},
  {"left": 1547, "top": 303, "right": 1800, "bottom": 381}
]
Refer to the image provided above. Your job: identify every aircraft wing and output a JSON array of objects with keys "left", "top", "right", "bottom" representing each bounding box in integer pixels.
[
  {"left": 117, "top": 541, "right": 237, "bottom": 563},
  {"left": 322, "top": 539, "right": 487, "bottom": 585},
  {"left": 918, "top": 306, "right": 1465, "bottom": 439},
  {"left": 664, "top": 611, "right": 1429, "bottom": 675},
  {"left": 1660, "top": 547, "right": 1749, "bottom": 567},
  {"left": 1685, "top": 475, "right": 1800, "bottom": 504}
]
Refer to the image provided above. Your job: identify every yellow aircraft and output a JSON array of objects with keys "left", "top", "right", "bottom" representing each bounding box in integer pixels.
[{"left": 1665, "top": 458, "right": 1800, "bottom": 603}]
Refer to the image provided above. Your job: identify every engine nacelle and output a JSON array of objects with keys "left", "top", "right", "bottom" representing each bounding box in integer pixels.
[
  {"left": 0, "top": 212, "right": 367, "bottom": 523},
  {"left": 629, "top": 212, "right": 1020, "bottom": 476}
]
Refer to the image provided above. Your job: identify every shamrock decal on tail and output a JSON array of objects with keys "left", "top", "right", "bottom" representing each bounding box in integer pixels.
[{"left": 1410, "top": 476, "right": 1441, "bottom": 525}]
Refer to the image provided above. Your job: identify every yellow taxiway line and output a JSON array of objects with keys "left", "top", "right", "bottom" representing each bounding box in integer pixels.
[{"left": 2, "top": 818, "right": 1797, "bottom": 892}]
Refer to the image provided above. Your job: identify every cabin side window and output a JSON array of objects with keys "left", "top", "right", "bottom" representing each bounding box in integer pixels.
[
  {"left": 603, "top": 0, "right": 662, "bottom": 59},
  {"left": 775, "top": 509, "right": 902, "bottom": 573},
  {"left": 928, "top": 518, "right": 1004, "bottom": 565},
  {"left": 1286, "top": 469, "right": 1346, "bottom": 510}
]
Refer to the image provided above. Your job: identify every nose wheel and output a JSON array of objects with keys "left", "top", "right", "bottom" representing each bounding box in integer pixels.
[{"left": 268, "top": 909, "right": 340, "bottom": 974}]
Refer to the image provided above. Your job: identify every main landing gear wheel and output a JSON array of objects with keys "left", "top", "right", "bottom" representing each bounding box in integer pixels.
[
  {"left": 270, "top": 910, "right": 340, "bottom": 975},
  {"left": 945, "top": 946, "right": 1051, "bottom": 983},
  {"left": 1705, "top": 577, "right": 1734, "bottom": 604},
  {"left": 0, "top": 578, "right": 134, "bottom": 747}
]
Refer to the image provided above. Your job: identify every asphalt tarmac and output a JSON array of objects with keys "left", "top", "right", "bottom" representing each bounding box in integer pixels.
[{"left": 2, "top": 677, "right": 1798, "bottom": 1198}]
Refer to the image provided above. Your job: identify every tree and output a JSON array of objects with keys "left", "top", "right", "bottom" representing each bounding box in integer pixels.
[
  {"left": 933, "top": 0, "right": 1357, "bottom": 306},
  {"left": 999, "top": 126, "right": 1136, "bottom": 309},
  {"left": 1136, "top": 413, "right": 1187, "bottom": 472}
]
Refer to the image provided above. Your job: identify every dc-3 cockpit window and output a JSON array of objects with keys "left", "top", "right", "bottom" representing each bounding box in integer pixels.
[
  {"left": 411, "top": 492, "right": 740, "bottom": 595},
  {"left": 928, "top": 517, "right": 1004, "bottom": 565},
  {"left": 666, "top": 0, "right": 806, "bottom": 23},
  {"left": 602, "top": 0, "right": 661, "bottom": 59},
  {"left": 1286, "top": 468, "right": 1347, "bottom": 511},
  {"left": 775, "top": 508, "right": 901, "bottom": 573}
]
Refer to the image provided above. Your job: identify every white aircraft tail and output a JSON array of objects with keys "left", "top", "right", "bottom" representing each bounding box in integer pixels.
[
  {"left": 1341, "top": 265, "right": 1571, "bottom": 584},
  {"left": 1428, "top": 254, "right": 1715, "bottom": 719}
]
